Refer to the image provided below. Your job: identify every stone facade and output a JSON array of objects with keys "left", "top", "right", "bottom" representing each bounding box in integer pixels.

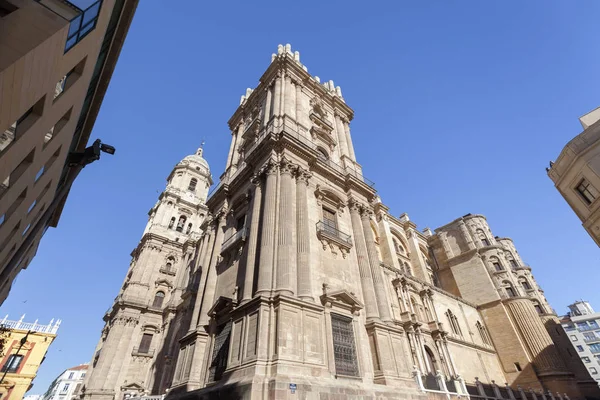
[
  {"left": 548, "top": 107, "right": 600, "bottom": 246},
  {"left": 82, "top": 45, "right": 600, "bottom": 400}
]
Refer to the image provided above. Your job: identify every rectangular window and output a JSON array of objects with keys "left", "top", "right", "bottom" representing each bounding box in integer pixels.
[
  {"left": 34, "top": 166, "right": 44, "bottom": 183},
  {"left": 45, "top": 108, "right": 72, "bottom": 147},
  {"left": 576, "top": 178, "right": 599, "bottom": 205},
  {"left": 534, "top": 304, "right": 543, "bottom": 314},
  {"left": 138, "top": 333, "right": 153, "bottom": 354},
  {"left": 27, "top": 200, "right": 37, "bottom": 214},
  {"left": 591, "top": 367, "right": 598, "bottom": 375},
  {"left": 590, "top": 343, "right": 600, "bottom": 353},
  {"left": 590, "top": 321, "right": 599, "bottom": 329},
  {"left": 514, "top": 362, "right": 522, "bottom": 372},
  {"left": 577, "top": 345, "right": 584, "bottom": 352},
  {"left": 22, "top": 223, "right": 31, "bottom": 236},
  {"left": 0, "top": 214, "right": 4, "bottom": 226},
  {"left": 68, "top": 372, "right": 74, "bottom": 379},
  {"left": 60, "top": 383, "right": 70, "bottom": 393},
  {"left": 53, "top": 58, "right": 86, "bottom": 101},
  {"left": 65, "top": 2, "right": 102, "bottom": 52},
  {"left": 1, "top": 354, "right": 23, "bottom": 373},
  {"left": 584, "top": 333, "right": 597, "bottom": 340},
  {"left": 331, "top": 313, "right": 359, "bottom": 377},
  {"left": 208, "top": 321, "right": 232, "bottom": 382},
  {"left": 322, "top": 207, "right": 337, "bottom": 235},
  {"left": 493, "top": 262, "right": 503, "bottom": 271},
  {"left": 510, "top": 260, "right": 518, "bottom": 269},
  {"left": 505, "top": 287, "right": 516, "bottom": 298},
  {"left": 583, "top": 357, "right": 591, "bottom": 363},
  {"left": 481, "top": 238, "right": 490, "bottom": 246},
  {"left": 236, "top": 215, "right": 245, "bottom": 231}
]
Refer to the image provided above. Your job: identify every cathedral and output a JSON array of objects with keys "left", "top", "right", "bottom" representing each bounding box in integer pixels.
[{"left": 80, "top": 45, "right": 600, "bottom": 400}]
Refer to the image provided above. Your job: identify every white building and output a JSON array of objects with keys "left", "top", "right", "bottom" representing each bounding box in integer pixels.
[
  {"left": 561, "top": 301, "right": 600, "bottom": 385},
  {"left": 42, "top": 364, "right": 88, "bottom": 400},
  {"left": 24, "top": 395, "right": 42, "bottom": 400}
]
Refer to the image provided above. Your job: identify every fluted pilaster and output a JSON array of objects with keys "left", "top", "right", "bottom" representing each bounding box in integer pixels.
[
  {"left": 189, "top": 227, "right": 214, "bottom": 329},
  {"left": 459, "top": 220, "right": 475, "bottom": 250},
  {"left": 344, "top": 119, "right": 356, "bottom": 160},
  {"left": 231, "top": 123, "right": 243, "bottom": 167},
  {"left": 198, "top": 215, "right": 226, "bottom": 326},
  {"left": 361, "top": 208, "right": 392, "bottom": 322},
  {"left": 335, "top": 113, "right": 349, "bottom": 159},
  {"left": 263, "top": 86, "right": 272, "bottom": 127},
  {"left": 242, "top": 176, "right": 262, "bottom": 302},
  {"left": 275, "top": 158, "right": 295, "bottom": 295},
  {"left": 273, "top": 73, "right": 282, "bottom": 117},
  {"left": 256, "top": 160, "right": 278, "bottom": 294},
  {"left": 296, "top": 168, "right": 312, "bottom": 301},
  {"left": 348, "top": 200, "right": 379, "bottom": 320}
]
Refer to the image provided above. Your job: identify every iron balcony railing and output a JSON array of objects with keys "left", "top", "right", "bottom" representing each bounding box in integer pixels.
[
  {"left": 132, "top": 347, "right": 155, "bottom": 357},
  {"left": 221, "top": 227, "right": 248, "bottom": 253},
  {"left": 578, "top": 325, "right": 600, "bottom": 332},
  {"left": 584, "top": 336, "right": 600, "bottom": 343},
  {"left": 316, "top": 221, "right": 352, "bottom": 246}
]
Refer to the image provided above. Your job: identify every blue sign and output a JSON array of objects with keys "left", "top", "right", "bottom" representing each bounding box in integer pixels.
[{"left": 289, "top": 383, "right": 297, "bottom": 393}]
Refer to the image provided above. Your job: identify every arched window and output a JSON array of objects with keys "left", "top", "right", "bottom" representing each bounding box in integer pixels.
[
  {"left": 186, "top": 223, "right": 192, "bottom": 234},
  {"left": 317, "top": 147, "right": 329, "bottom": 161},
  {"left": 445, "top": 309, "right": 463, "bottom": 336},
  {"left": 152, "top": 291, "right": 165, "bottom": 308},
  {"left": 393, "top": 238, "right": 405, "bottom": 255},
  {"left": 506, "top": 252, "right": 518, "bottom": 269},
  {"left": 430, "top": 273, "right": 440, "bottom": 287},
  {"left": 424, "top": 346, "right": 439, "bottom": 374},
  {"left": 532, "top": 301, "right": 544, "bottom": 314},
  {"left": 504, "top": 282, "right": 517, "bottom": 298},
  {"left": 168, "top": 217, "right": 175, "bottom": 229},
  {"left": 404, "top": 262, "right": 412, "bottom": 276},
  {"left": 476, "top": 321, "right": 491, "bottom": 345},
  {"left": 520, "top": 278, "right": 532, "bottom": 291},
  {"left": 490, "top": 256, "right": 503, "bottom": 272},
  {"left": 165, "top": 262, "right": 172, "bottom": 271},
  {"left": 176, "top": 216, "right": 187, "bottom": 232},
  {"left": 477, "top": 229, "right": 490, "bottom": 247},
  {"left": 188, "top": 178, "right": 198, "bottom": 192}
]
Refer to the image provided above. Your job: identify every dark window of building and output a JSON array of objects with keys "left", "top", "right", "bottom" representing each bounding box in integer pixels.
[
  {"left": 577, "top": 345, "right": 584, "bottom": 352},
  {"left": 510, "top": 259, "right": 518, "bottom": 269},
  {"left": 186, "top": 223, "right": 192, "bottom": 234},
  {"left": 152, "top": 291, "right": 165, "bottom": 308},
  {"left": 188, "top": 178, "right": 197, "bottom": 192},
  {"left": 476, "top": 321, "right": 491, "bottom": 345},
  {"left": 168, "top": 217, "right": 175, "bottom": 229},
  {"left": 208, "top": 321, "right": 232, "bottom": 382},
  {"left": 505, "top": 286, "right": 516, "bottom": 298},
  {"left": 534, "top": 304, "right": 544, "bottom": 314},
  {"left": 591, "top": 367, "right": 598, "bottom": 375},
  {"left": 0, "top": 1, "right": 18, "bottom": 17},
  {"left": 68, "top": 372, "right": 75, "bottom": 379},
  {"left": 1, "top": 354, "right": 23, "bottom": 373},
  {"left": 493, "top": 262, "right": 503, "bottom": 271},
  {"left": 521, "top": 280, "right": 532, "bottom": 291},
  {"left": 576, "top": 178, "right": 599, "bottom": 205},
  {"left": 583, "top": 357, "right": 591, "bottom": 363},
  {"left": 322, "top": 207, "right": 337, "bottom": 235},
  {"left": 236, "top": 215, "right": 245, "bottom": 231},
  {"left": 176, "top": 216, "right": 186, "bottom": 232},
  {"left": 317, "top": 147, "right": 329, "bottom": 161},
  {"left": 65, "top": 1, "right": 102, "bottom": 52},
  {"left": 138, "top": 333, "right": 153, "bottom": 354},
  {"left": 477, "top": 229, "right": 490, "bottom": 246},
  {"left": 514, "top": 362, "right": 522, "bottom": 372},
  {"left": 446, "top": 310, "right": 463, "bottom": 337},
  {"left": 331, "top": 313, "right": 359, "bottom": 377}
]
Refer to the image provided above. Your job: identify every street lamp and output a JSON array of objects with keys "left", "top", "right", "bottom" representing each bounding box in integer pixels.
[{"left": 0, "top": 139, "right": 116, "bottom": 286}]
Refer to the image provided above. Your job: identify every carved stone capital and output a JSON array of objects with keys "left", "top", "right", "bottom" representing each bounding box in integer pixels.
[
  {"left": 263, "top": 159, "right": 279, "bottom": 176},
  {"left": 294, "top": 167, "right": 312, "bottom": 184},
  {"left": 279, "top": 157, "right": 295, "bottom": 175},
  {"left": 360, "top": 207, "right": 374, "bottom": 220}
]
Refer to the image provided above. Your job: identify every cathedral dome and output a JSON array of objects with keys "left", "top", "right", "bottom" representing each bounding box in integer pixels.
[{"left": 179, "top": 146, "right": 209, "bottom": 171}]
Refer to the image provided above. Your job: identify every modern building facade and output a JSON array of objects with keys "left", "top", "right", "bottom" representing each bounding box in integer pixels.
[
  {"left": 81, "top": 45, "right": 600, "bottom": 400},
  {"left": 0, "top": 315, "right": 60, "bottom": 399},
  {"left": 561, "top": 301, "right": 600, "bottom": 386},
  {"left": 548, "top": 107, "right": 600, "bottom": 246},
  {"left": 42, "top": 363, "right": 88, "bottom": 400},
  {"left": 0, "top": 0, "right": 139, "bottom": 304}
]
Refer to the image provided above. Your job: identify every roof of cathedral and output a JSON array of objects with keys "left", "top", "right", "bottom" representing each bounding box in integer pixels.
[{"left": 180, "top": 146, "right": 209, "bottom": 170}]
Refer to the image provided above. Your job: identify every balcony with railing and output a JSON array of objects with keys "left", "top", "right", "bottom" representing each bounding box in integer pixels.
[
  {"left": 132, "top": 347, "right": 155, "bottom": 357},
  {"left": 584, "top": 336, "right": 600, "bottom": 344},
  {"left": 0, "top": 315, "right": 61, "bottom": 334},
  {"left": 578, "top": 324, "right": 600, "bottom": 332},
  {"left": 221, "top": 227, "right": 248, "bottom": 254},
  {"left": 316, "top": 221, "right": 353, "bottom": 256}
]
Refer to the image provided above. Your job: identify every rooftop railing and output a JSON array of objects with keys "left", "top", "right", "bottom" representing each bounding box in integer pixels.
[{"left": 0, "top": 315, "right": 61, "bottom": 334}]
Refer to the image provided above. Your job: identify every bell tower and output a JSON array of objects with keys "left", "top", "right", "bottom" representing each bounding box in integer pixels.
[{"left": 81, "top": 147, "right": 211, "bottom": 400}]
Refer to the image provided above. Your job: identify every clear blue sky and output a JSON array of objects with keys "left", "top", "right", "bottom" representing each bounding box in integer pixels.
[{"left": 2, "top": 0, "right": 599, "bottom": 394}]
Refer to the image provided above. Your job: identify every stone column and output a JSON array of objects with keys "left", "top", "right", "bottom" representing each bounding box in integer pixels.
[
  {"left": 458, "top": 220, "right": 475, "bottom": 250},
  {"left": 86, "top": 317, "right": 128, "bottom": 390},
  {"left": 188, "top": 228, "right": 214, "bottom": 329},
  {"left": 198, "top": 215, "right": 226, "bottom": 327},
  {"left": 263, "top": 86, "right": 272, "bottom": 127},
  {"left": 272, "top": 73, "right": 282, "bottom": 117},
  {"left": 285, "top": 76, "right": 295, "bottom": 119},
  {"left": 335, "top": 113, "right": 349, "bottom": 159},
  {"left": 256, "top": 161, "right": 278, "bottom": 294},
  {"left": 406, "top": 327, "right": 425, "bottom": 373},
  {"left": 442, "top": 336, "right": 458, "bottom": 377},
  {"left": 275, "top": 158, "right": 295, "bottom": 295},
  {"left": 226, "top": 129, "right": 237, "bottom": 168},
  {"left": 440, "top": 232, "right": 454, "bottom": 259},
  {"left": 295, "top": 83, "right": 303, "bottom": 126},
  {"left": 242, "top": 176, "right": 262, "bottom": 302},
  {"left": 344, "top": 120, "right": 356, "bottom": 160},
  {"left": 361, "top": 209, "right": 392, "bottom": 322},
  {"left": 104, "top": 318, "right": 136, "bottom": 388},
  {"left": 348, "top": 200, "right": 379, "bottom": 320},
  {"left": 296, "top": 168, "right": 312, "bottom": 301},
  {"left": 231, "top": 123, "right": 244, "bottom": 167},
  {"left": 279, "top": 71, "right": 286, "bottom": 118}
]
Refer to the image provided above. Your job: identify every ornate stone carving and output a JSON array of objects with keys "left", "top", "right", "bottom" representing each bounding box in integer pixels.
[
  {"left": 279, "top": 157, "right": 295, "bottom": 175},
  {"left": 315, "top": 184, "right": 346, "bottom": 213}
]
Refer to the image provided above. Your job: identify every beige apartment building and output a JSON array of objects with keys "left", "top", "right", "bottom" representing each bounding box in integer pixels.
[
  {"left": 81, "top": 45, "right": 600, "bottom": 400},
  {"left": 0, "top": 0, "right": 138, "bottom": 304},
  {"left": 548, "top": 107, "right": 600, "bottom": 246}
]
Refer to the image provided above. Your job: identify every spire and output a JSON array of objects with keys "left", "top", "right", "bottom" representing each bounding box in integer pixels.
[{"left": 196, "top": 141, "right": 205, "bottom": 157}]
